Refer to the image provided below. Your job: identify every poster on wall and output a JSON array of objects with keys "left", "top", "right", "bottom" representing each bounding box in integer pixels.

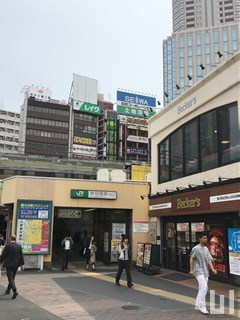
[
  {"left": 111, "top": 223, "right": 126, "bottom": 262},
  {"left": 191, "top": 222, "right": 205, "bottom": 243},
  {"left": 207, "top": 226, "right": 227, "bottom": 276},
  {"left": 112, "top": 223, "right": 126, "bottom": 240},
  {"left": 111, "top": 240, "right": 121, "bottom": 262},
  {"left": 16, "top": 200, "right": 52, "bottom": 254},
  {"left": 133, "top": 221, "right": 149, "bottom": 233},
  {"left": 228, "top": 228, "right": 240, "bottom": 276}
]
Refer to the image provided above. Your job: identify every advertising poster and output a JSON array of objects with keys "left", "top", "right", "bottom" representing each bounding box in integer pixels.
[
  {"left": 111, "top": 223, "right": 126, "bottom": 262},
  {"left": 143, "top": 243, "right": 152, "bottom": 266},
  {"left": 112, "top": 223, "right": 126, "bottom": 240},
  {"left": 207, "top": 227, "right": 227, "bottom": 276},
  {"left": 16, "top": 200, "right": 52, "bottom": 254},
  {"left": 111, "top": 240, "right": 121, "bottom": 262},
  {"left": 228, "top": 228, "right": 240, "bottom": 276},
  {"left": 136, "top": 243, "right": 144, "bottom": 267},
  {"left": 191, "top": 222, "right": 205, "bottom": 243}
]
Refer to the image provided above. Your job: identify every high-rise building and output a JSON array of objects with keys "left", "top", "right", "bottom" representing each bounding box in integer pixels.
[
  {"left": 0, "top": 109, "right": 20, "bottom": 154},
  {"left": 19, "top": 97, "right": 70, "bottom": 157},
  {"left": 172, "top": 0, "right": 240, "bottom": 32},
  {"left": 164, "top": 1, "right": 240, "bottom": 105}
]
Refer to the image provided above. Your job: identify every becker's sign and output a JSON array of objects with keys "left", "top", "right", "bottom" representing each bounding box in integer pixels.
[{"left": 172, "top": 191, "right": 210, "bottom": 212}]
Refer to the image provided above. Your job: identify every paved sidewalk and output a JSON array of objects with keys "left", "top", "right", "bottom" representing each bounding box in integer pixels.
[{"left": 0, "top": 264, "right": 239, "bottom": 320}]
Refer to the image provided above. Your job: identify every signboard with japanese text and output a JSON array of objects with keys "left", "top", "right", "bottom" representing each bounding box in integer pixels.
[
  {"left": 117, "top": 105, "right": 155, "bottom": 119},
  {"left": 228, "top": 228, "right": 240, "bottom": 276},
  {"left": 72, "top": 144, "right": 97, "bottom": 157},
  {"left": 58, "top": 209, "right": 82, "bottom": 218},
  {"left": 71, "top": 189, "right": 117, "bottom": 200},
  {"left": 73, "top": 100, "right": 101, "bottom": 115},
  {"left": 133, "top": 221, "right": 149, "bottom": 233},
  {"left": 127, "top": 135, "right": 148, "bottom": 143},
  {"left": 117, "top": 91, "right": 156, "bottom": 108},
  {"left": 16, "top": 200, "right": 52, "bottom": 254},
  {"left": 73, "top": 136, "right": 96, "bottom": 146},
  {"left": 127, "top": 147, "right": 148, "bottom": 155}
]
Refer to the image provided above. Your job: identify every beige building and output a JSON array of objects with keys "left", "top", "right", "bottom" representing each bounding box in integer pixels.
[
  {"left": 148, "top": 52, "right": 240, "bottom": 285},
  {"left": 0, "top": 176, "right": 151, "bottom": 269}
]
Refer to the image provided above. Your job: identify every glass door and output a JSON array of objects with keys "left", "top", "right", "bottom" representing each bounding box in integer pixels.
[
  {"left": 176, "top": 223, "right": 190, "bottom": 272},
  {"left": 163, "top": 222, "right": 176, "bottom": 269}
]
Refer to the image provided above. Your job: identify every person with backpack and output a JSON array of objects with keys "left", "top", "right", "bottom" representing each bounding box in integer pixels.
[{"left": 115, "top": 234, "right": 133, "bottom": 288}]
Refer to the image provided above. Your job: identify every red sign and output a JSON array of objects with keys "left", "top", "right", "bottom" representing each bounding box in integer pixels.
[{"left": 207, "top": 227, "right": 227, "bottom": 276}]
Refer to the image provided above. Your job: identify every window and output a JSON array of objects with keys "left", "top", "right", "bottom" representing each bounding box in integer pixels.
[
  {"left": 159, "top": 138, "right": 169, "bottom": 183},
  {"left": 220, "top": 104, "right": 240, "bottom": 164},
  {"left": 157, "top": 102, "right": 239, "bottom": 183},
  {"left": 170, "top": 129, "right": 183, "bottom": 179},
  {"left": 184, "top": 120, "right": 199, "bottom": 175},
  {"left": 200, "top": 110, "right": 218, "bottom": 171}
]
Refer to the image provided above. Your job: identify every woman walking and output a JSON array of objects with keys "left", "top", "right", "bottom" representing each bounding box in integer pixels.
[
  {"left": 90, "top": 241, "right": 97, "bottom": 270},
  {"left": 83, "top": 234, "right": 94, "bottom": 269}
]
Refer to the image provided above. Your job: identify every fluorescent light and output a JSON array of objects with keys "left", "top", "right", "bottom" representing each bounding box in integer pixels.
[{"left": 221, "top": 140, "right": 230, "bottom": 144}]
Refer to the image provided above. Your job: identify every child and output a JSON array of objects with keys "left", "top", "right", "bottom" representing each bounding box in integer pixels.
[{"left": 89, "top": 241, "right": 97, "bottom": 270}]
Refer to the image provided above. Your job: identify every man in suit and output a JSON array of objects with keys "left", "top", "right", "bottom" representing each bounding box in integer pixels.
[
  {"left": 115, "top": 234, "right": 133, "bottom": 288},
  {"left": 0, "top": 235, "right": 25, "bottom": 299}
]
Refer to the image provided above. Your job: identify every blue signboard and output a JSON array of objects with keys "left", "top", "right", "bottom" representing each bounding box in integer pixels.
[
  {"left": 228, "top": 228, "right": 240, "bottom": 275},
  {"left": 16, "top": 200, "right": 52, "bottom": 254},
  {"left": 117, "top": 91, "right": 156, "bottom": 108}
]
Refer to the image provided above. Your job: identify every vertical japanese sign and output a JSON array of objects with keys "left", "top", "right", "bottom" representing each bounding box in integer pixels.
[
  {"left": 16, "top": 200, "right": 52, "bottom": 254},
  {"left": 228, "top": 228, "right": 240, "bottom": 276},
  {"left": 111, "top": 223, "right": 126, "bottom": 262}
]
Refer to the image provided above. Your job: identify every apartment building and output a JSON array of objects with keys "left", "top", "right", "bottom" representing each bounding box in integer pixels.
[{"left": 0, "top": 109, "right": 20, "bottom": 154}]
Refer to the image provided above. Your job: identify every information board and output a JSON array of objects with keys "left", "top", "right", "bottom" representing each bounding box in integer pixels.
[
  {"left": 16, "top": 200, "right": 52, "bottom": 254},
  {"left": 228, "top": 228, "right": 240, "bottom": 276}
]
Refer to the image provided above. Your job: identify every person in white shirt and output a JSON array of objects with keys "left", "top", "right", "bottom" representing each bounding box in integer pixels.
[
  {"left": 61, "top": 234, "right": 74, "bottom": 271},
  {"left": 189, "top": 233, "right": 217, "bottom": 314},
  {"left": 115, "top": 234, "right": 133, "bottom": 288}
]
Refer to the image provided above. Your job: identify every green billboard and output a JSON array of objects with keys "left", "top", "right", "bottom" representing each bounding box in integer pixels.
[{"left": 117, "top": 105, "right": 155, "bottom": 119}]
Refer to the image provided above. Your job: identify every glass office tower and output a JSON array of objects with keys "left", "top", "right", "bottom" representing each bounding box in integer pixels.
[{"left": 163, "top": 0, "right": 240, "bottom": 105}]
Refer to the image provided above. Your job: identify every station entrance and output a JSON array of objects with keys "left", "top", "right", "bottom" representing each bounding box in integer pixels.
[{"left": 52, "top": 207, "right": 132, "bottom": 266}]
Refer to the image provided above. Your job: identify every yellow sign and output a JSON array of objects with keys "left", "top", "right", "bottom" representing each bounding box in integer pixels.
[{"left": 131, "top": 165, "right": 151, "bottom": 181}]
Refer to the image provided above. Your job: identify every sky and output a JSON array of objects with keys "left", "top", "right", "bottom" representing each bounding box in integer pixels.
[{"left": 0, "top": 0, "right": 172, "bottom": 112}]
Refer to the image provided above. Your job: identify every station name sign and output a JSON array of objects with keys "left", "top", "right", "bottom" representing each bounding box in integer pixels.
[{"left": 71, "top": 189, "right": 117, "bottom": 200}]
